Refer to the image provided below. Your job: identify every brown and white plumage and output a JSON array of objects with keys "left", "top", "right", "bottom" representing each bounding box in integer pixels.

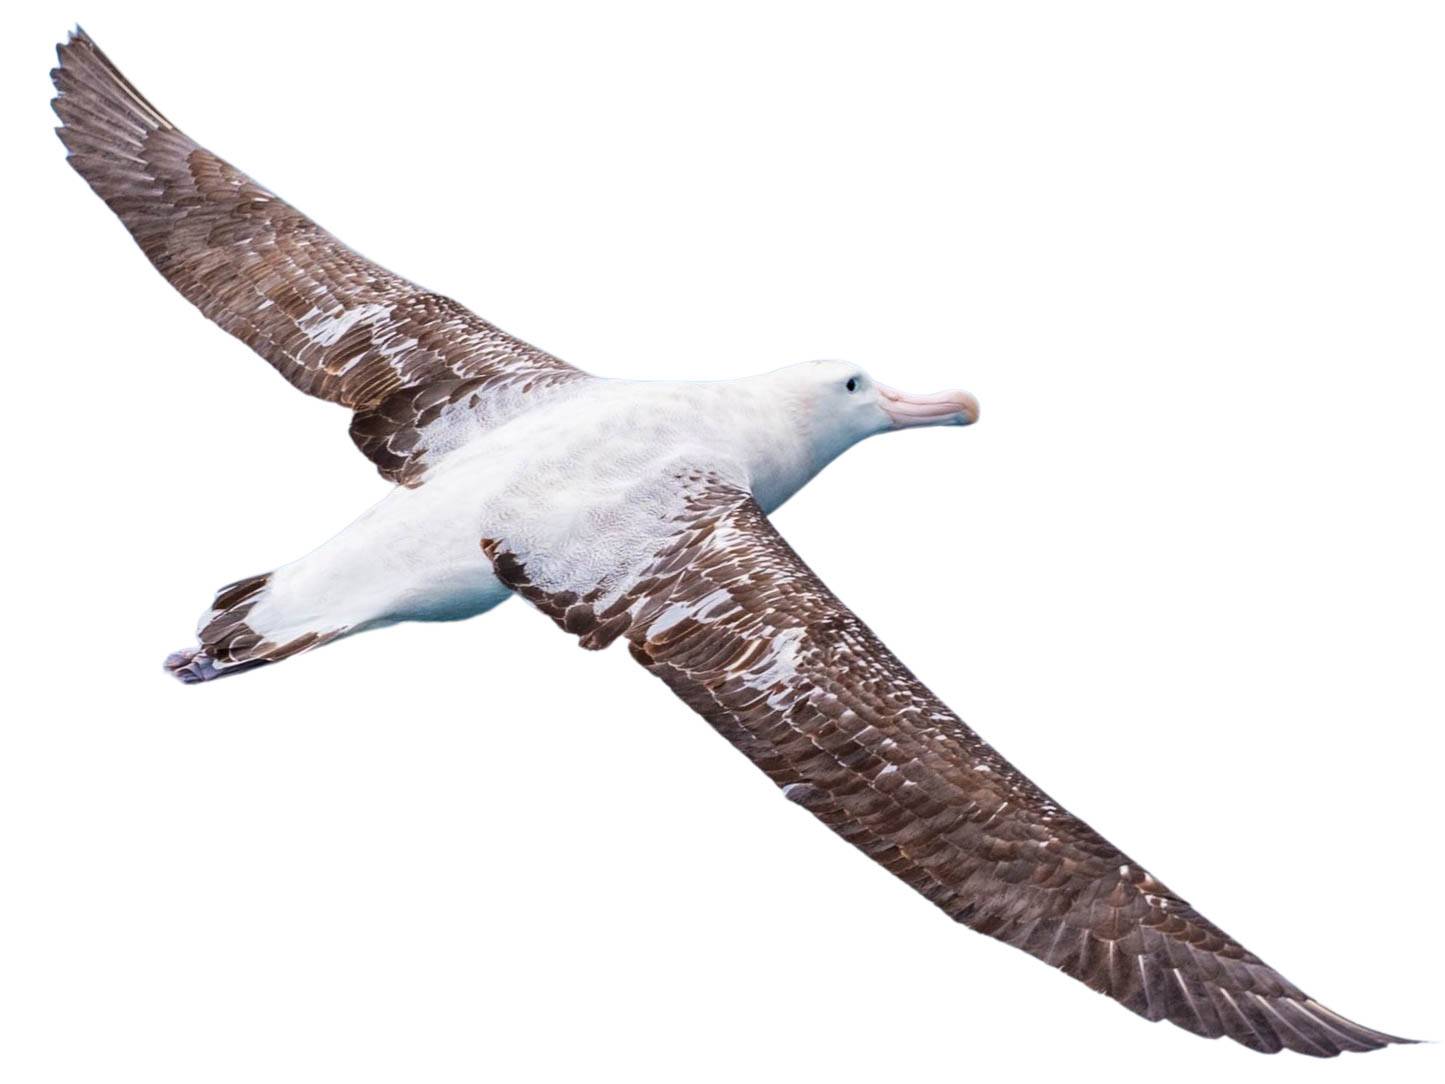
[
  {"left": 484, "top": 475, "right": 1410, "bottom": 1057},
  {"left": 52, "top": 28, "right": 587, "bottom": 486},
  {"left": 52, "top": 28, "right": 1414, "bottom": 1058}
]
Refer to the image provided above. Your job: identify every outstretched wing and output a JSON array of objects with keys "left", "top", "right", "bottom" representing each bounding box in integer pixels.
[
  {"left": 483, "top": 474, "right": 1409, "bottom": 1057},
  {"left": 51, "top": 29, "right": 588, "bottom": 485}
]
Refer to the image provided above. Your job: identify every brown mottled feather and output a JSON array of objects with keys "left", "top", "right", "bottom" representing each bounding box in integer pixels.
[
  {"left": 51, "top": 29, "right": 587, "bottom": 485},
  {"left": 484, "top": 477, "right": 1410, "bottom": 1057}
]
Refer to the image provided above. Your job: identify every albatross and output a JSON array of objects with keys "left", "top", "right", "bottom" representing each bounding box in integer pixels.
[{"left": 52, "top": 28, "right": 1411, "bottom": 1058}]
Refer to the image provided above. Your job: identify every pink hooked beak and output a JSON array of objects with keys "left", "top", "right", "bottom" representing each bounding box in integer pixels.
[{"left": 877, "top": 384, "right": 980, "bottom": 428}]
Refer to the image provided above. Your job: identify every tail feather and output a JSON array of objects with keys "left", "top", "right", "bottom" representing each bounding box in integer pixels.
[{"left": 165, "top": 572, "right": 342, "bottom": 684}]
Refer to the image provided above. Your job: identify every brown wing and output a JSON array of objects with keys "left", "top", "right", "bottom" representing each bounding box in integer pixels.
[
  {"left": 51, "top": 29, "right": 587, "bottom": 484},
  {"left": 483, "top": 477, "right": 1410, "bottom": 1057}
]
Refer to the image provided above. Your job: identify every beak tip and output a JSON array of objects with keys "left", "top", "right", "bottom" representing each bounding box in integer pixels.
[{"left": 958, "top": 392, "right": 980, "bottom": 425}]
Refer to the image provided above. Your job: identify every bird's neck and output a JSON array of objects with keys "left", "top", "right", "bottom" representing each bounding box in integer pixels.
[{"left": 708, "top": 377, "right": 842, "bottom": 514}]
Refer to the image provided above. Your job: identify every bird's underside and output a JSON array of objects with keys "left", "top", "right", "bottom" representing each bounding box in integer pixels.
[{"left": 51, "top": 28, "right": 1413, "bottom": 1057}]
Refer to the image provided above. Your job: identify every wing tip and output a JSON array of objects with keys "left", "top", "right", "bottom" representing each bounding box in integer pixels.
[
  {"left": 1294, "top": 997, "right": 1421, "bottom": 1053},
  {"left": 51, "top": 25, "right": 88, "bottom": 65},
  {"left": 50, "top": 24, "right": 173, "bottom": 135},
  {"left": 1175, "top": 993, "right": 1419, "bottom": 1058},
  {"left": 1037, "top": 932, "right": 1417, "bottom": 1056},
  {"left": 51, "top": 25, "right": 93, "bottom": 86}
]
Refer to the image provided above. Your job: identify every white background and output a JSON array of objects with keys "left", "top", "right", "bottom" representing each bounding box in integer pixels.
[{"left": 1, "top": 3, "right": 1440, "bottom": 1081}]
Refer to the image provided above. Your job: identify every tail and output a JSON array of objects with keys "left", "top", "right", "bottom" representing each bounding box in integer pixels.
[{"left": 165, "top": 573, "right": 343, "bottom": 684}]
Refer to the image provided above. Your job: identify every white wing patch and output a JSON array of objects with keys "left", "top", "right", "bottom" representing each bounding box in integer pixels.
[{"left": 300, "top": 302, "right": 394, "bottom": 348}]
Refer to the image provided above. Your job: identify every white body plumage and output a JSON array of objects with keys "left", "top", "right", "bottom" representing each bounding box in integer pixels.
[{"left": 245, "top": 363, "right": 941, "bottom": 650}]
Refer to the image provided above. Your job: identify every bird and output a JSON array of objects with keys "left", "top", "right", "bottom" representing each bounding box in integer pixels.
[{"left": 52, "top": 27, "right": 1412, "bottom": 1058}]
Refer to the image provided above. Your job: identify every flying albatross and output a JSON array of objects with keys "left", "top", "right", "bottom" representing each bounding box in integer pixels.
[{"left": 52, "top": 28, "right": 1412, "bottom": 1058}]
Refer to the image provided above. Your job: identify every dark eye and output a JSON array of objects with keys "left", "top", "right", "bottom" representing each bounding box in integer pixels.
[{"left": 845, "top": 377, "right": 858, "bottom": 393}]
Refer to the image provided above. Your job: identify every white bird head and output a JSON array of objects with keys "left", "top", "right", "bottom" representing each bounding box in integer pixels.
[
  {"left": 783, "top": 357, "right": 978, "bottom": 452},
  {"left": 733, "top": 360, "right": 978, "bottom": 510}
]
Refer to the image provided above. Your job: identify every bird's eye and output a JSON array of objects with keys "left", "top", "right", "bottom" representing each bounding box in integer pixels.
[{"left": 845, "top": 377, "right": 858, "bottom": 393}]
